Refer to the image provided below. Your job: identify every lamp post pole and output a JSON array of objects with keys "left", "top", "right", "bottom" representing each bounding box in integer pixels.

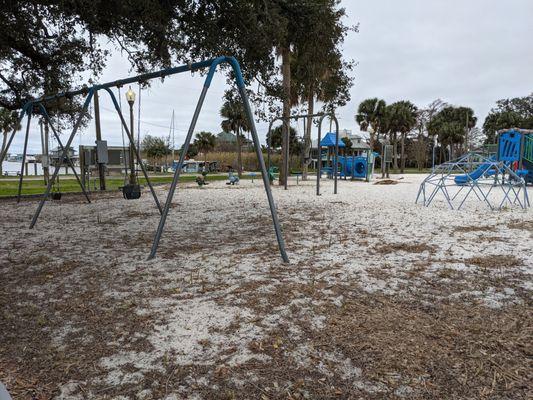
[
  {"left": 94, "top": 91, "right": 106, "bottom": 190},
  {"left": 126, "top": 87, "right": 136, "bottom": 185}
]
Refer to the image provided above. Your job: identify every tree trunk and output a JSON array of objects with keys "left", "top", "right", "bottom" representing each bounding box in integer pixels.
[
  {"left": 369, "top": 123, "right": 376, "bottom": 154},
  {"left": 279, "top": 46, "right": 291, "bottom": 187},
  {"left": 400, "top": 132, "right": 406, "bottom": 173},
  {"left": 416, "top": 133, "right": 425, "bottom": 171},
  {"left": 392, "top": 132, "right": 398, "bottom": 171},
  {"left": 381, "top": 132, "right": 390, "bottom": 178},
  {"left": 302, "top": 87, "right": 314, "bottom": 181},
  {"left": 236, "top": 125, "right": 243, "bottom": 178},
  {"left": 0, "top": 130, "right": 7, "bottom": 176},
  {"left": 381, "top": 140, "right": 385, "bottom": 178}
]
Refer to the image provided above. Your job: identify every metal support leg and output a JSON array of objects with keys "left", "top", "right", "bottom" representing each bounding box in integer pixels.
[
  {"left": 30, "top": 91, "right": 94, "bottom": 228},
  {"left": 39, "top": 105, "right": 91, "bottom": 203},
  {"left": 458, "top": 184, "right": 476, "bottom": 209},
  {"left": 334, "top": 121, "right": 339, "bottom": 195},
  {"left": 451, "top": 184, "right": 466, "bottom": 201},
  {"left": 284, "top": 116, "right": 289, "bottom": 191},
  {"left": 148, "top": 85, "right": 209, "bottom": 259},
  {"left": 238, "top": 85, "right": 289, "bottom": 262},
  {"left": 499, "top": 184, "right": 516, "bottom": 209},
  {"left": 17, "top": 111, "right": 32, "bottom": 202},
  {"left": 103, "top": 88, "right": 162, "bottom": 214},
  {"left": 426, "top": 177, "right": 445, "bottom": 207},
  {"left": 317, "top": 128, "right": 322, "bottom": 196},
  {"left": 440, "top": 181, "right": 455, "bottom": 209},
  {"left": 415, "top": 178, "right": 428, "bottom": 204}
]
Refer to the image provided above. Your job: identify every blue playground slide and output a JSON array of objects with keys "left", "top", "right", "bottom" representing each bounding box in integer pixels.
[{"left": 454, "top": 162, "right": 493, "bottom": 185}]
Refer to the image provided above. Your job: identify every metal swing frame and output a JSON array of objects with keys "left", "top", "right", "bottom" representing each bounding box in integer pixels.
[
  {"left": 0, "top": 87, "right": 164, "bottom": 228},
  {"left": 1, "top": 56, "right": 288, "bottom": 262},
  {"left": 266, "top": 112, "right": 340, "bottom": 195}
]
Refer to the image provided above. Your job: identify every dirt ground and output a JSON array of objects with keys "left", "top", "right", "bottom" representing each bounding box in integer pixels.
[{"left": 0, "top": 175, "right": 531, "bottom": 399}]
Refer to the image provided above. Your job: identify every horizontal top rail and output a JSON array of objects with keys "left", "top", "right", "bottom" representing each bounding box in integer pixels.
[{"left": 22, "top": 56, "right": 244, "bottom": 108}]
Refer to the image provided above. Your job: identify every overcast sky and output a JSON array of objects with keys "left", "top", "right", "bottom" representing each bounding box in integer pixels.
[{"left": 9, "top": 0, "right": 533, "bottom": 154}]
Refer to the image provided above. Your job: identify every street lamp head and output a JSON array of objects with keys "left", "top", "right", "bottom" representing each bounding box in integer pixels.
[{"left": 126, "top": 86, "right": 136, "bottom": 105}]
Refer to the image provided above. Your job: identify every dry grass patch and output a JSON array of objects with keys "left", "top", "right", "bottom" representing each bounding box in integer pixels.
[
  {"left": 318, "top": 296, "right": 531, "bottom": 399},
  {"left": 204, "top": 282, "right": 532, "bottom": 399},
  {"left": 465, "top": 255, "right": 523, "bottom": 269},
  {"left": 373, "top": 242, "right": 436, "bottom": 254},
  {"left": 374, "top": 179, "right": 399, "bottom": 185},
  {"left": 507, "top": 220, "right": 533, "bottom": 231},
  {"left": 453, "top": 225, "right": 497, "bottom": 233}
]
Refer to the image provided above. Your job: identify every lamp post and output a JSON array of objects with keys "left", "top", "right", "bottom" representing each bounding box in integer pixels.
[{"left": 126, "top": 86, "right": 136, "bottom": 185}]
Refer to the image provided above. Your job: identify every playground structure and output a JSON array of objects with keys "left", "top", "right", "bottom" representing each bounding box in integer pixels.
[
  {"left": 337, "top": 154, "right": 375, "bottom": 180},
  {"left": 317, "top": 132, "right": 376, "bottom": 182},
  {"left": 267, "top": 112, "right": 340, "bottom": 195},
  {"left": 416, "top": 128, "right": 531, "bottom": 210},
  {"left": 0, "top": 56, "right": 288, "bottom": 262},
  {"left": 497, "top": 128, "right": 533, "bottom": 184},
  {"left": 266, "top": 114, "right": 377, "bottom": 194}
]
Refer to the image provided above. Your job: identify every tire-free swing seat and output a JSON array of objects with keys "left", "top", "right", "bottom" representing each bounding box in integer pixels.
[{"left": 121, "top": 183, "right": 141, "bottom": 200}]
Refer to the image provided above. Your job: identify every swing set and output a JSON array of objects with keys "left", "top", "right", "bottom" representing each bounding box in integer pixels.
[{"left": 0, "top": 56, "right": 288, "bottom": 262}]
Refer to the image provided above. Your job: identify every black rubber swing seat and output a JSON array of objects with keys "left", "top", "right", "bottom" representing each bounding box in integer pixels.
[
  {"left": 121, "top": 184, "right": 141, "bottom": 200},
  {"left": 51, "top": 192, "right": 62, "bottom": 201}
]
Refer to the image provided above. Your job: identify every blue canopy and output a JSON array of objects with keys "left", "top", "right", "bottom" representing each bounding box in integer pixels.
[{"left": 320, "top": 132, "right": 345, "bottom": 147}]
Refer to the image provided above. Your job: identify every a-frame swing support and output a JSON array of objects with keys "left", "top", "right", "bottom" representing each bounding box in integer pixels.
[
  {"left": 148, "top": 57, "right": 288, "bottom": 262},
  {"left": 0, "top": 56, "right": 288, "bottom": 263}
]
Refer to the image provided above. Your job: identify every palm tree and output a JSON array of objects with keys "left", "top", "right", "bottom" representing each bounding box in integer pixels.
[
  {"left": 0, "top": 108, "right": 21, "bottom": 176},
  {"left": 386, "top": 101, "right": 418, "bottom": 173},
  {"left": 356, "top": 98, "right": 387, "bottom": 151},
  {"left": 220, "top": 95, "right": 250, "bottom": 178},
  {"left": 428, "top": 106, "right": 477, "bottom": 162},
  {"left": 193, "top": 131, "right": 216, "bottom": 164}
]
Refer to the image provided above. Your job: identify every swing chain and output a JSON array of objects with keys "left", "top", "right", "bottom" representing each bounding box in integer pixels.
[{"left": 117, "top": 86, "right": 129, "bottom": 185}]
